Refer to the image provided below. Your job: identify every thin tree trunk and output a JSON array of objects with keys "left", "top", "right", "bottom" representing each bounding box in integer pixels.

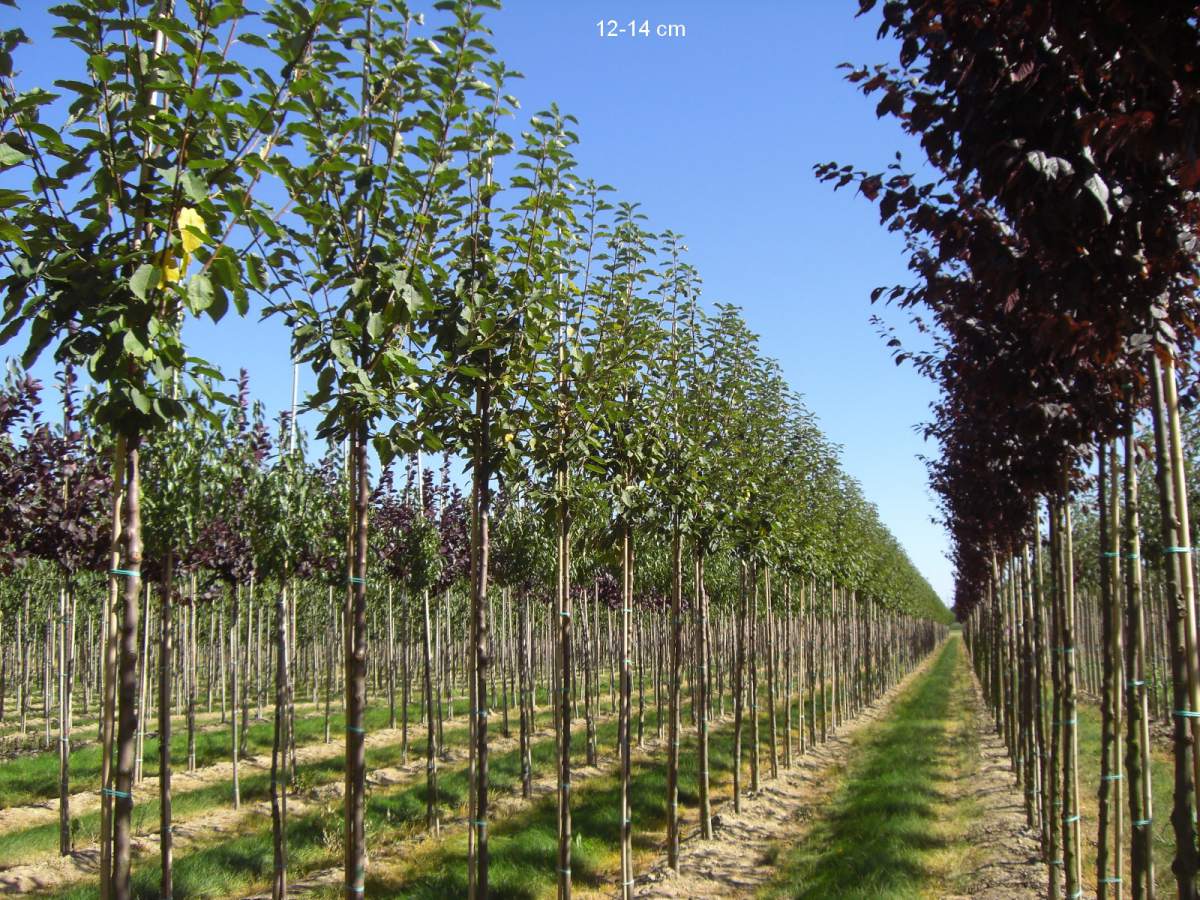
[
  {"left": 556, "top": 482, "right": 572, "bottom": 900},
  {"left": 231, "top": 586, "right": 241, "bottom": 809},
  {"left": 666, "top": 525, "right": 683, "bottom": 870},
  {"left": 1150, "top": 355, "right": 1199, "bottom": 895},
  {"left": 58, "top": 583, "right": 75, "bottom": 855},
  {"left": 271, "top": 582, "right": 290, "bottom": 900},
  {"left": 187, "top": 576, "right": 197, "bottom": 772},
  {"left": 695, "top": 544, "right": 712, "bottom": 839},
  {"left": 325, "top": 586, "right": 333, "bottom": 744},
  {"left": 619, "top": 521, "right": 634, "bottom": 900},
  {"left": 423, "top": 586, "right": 439, "bottom": 832},
  {"left": 135, "top": 581, "right": 149, "bottom": 783},
  {"left": 158, "top": 551, "right": 175, "bottom": 900},
  {"left": 733, "top": 560, "right": 747, "bottom": 812},
  {"left": 344, "top": 424, "right": 369, "bottom": 899},
  {"left": 765, "top": 567, "right": 778, "bottom": 780},
  {"left": 1123, "top": 407, "right": 1155, "bottom": 899},
  {"left": 112, "top": 436, "right": 143, "bottom": 900},
  {"left": 518, "top": 591, "right": 532, "bottom": 801},
  {"left": 387, "top": 583, "right": 396, "bottom": 730}
]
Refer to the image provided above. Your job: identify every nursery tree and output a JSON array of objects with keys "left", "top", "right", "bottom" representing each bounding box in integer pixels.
[{"left": 0, "top": 2, "right": 327, "bottom": 893}]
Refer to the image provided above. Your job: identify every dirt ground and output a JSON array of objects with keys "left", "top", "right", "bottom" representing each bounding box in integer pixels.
[
  {"left": 944, "top": 669, "right": 1046, "bottom": 900},
  {"left": 631, "top": 643, "right": 1046, "bottom": 900},
  {"left": 631, "top": 653, "right": 940, "bottom": 899}
]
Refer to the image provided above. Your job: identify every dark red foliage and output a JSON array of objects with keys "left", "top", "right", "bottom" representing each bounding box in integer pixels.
[
  {"left": 0, "top": 371, "right": 111, "bottom": 576},
  {"left": 825, "top": 2, "right": 1200, "bottom": 615}
]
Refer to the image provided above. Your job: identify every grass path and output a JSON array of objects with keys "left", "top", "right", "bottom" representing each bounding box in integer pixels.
[
  {"left": 760, "top": 635, "right": 1041, "bottom": 899},
  {"left": 40, "top": 704, "right": 629, "bottom": 898},
  {"left": 5, "top": 648, "right": 1050, "bottom": 899},
  {"left": 629, "top": 643, "right": 943, "bottom": 899}
]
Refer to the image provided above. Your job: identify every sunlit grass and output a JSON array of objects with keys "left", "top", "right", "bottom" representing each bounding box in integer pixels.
[{"left": 763, "top": 638, "right": 972, "bottom": 899}]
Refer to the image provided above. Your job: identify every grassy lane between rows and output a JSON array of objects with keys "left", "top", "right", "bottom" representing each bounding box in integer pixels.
[
  {"left": 356, "top": 703, "right": 743, "bottom": 898},
  {"left": 0, "top": 698, "right": 477, "bottom": 867},
  {"left": 0, "top": 701, "right": 351, "bottom": 809},
  {"left": 762, "top": 637, "right": 985, "bottom": 899},
  {"left": 51, "top": 700, "right": 667, "bottom": 899},
  {"left": 331, "top": 680, "right": 879, "bottom": 897},
  {"left": 48, "top": 677, "right": 820, "bottom": 898},
  {"left": 0, "top": 690, "right": 487, "bottom": 808},
  {"left": 1, "top": 688, "right": 586, "bottom": 869}
]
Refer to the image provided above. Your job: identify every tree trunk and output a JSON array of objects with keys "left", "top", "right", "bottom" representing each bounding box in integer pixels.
[
  {"left": 112, "top": 435, "right": 143, "bottom": 900},
  {"left": 1097, "top": 443, "right": 1125, "bottom": 898},
  {"left": 344, "top": 424, "right": 370, "bottom": 899},
  {"left": 271, "top": 582, "right": 290, "bottom": 900},
  {"left": 666, "top": 524, "right": 683, "bottom": 869},
  {"left": 325, "top": 586, "right": 333, "bottom": 744},
  {"left": 749, "top": 565, "right": 760, "bottom": 792},
  {"left": 467, "top": 385, "right": 493, "bottom": 900},
  {"left": 422, "top": 586, "right": 439, "bottom": 832},
  {"left": 695, "top": 544, "right": 712, "bottom": 839},
  {"left": 1123, "top": 405, "right": 1155, "bottom": 899},
  {"left": 152, "top": 550, "right": 174, "bottom": 899},
  {"left": 517, "top": 591, "right": 532, "bottom": 801},
  {"left": 1150, "top": 354, "right": 1199, "bottom": 895},
  {"left": 231, "top": 586, "right": 241, "bottom": 808},
  {"left": 733, "top": 560, "right": 747, "bottom": 812},
  {"left": 765, "top": 567, "right": 778, "bottom": 780},
  {"left": 556, "top": 482, "right": 572, "bottom": 900},
  {"left": 187, "top": 575, "right": 197, "bottom": 772},
  {"left": 58, "top": 582, "right": 75, "bottom": 855},
  {"left": 619, "top": 521, "right": 634, "bottom": 900},
  {"left": 135, "top": 582, "right": 149, "bottom": 783},
  {"left": 387, "top": 583, "right": 396, "bottom": 730},
  {"left": 1054, "top": 490, "right": 1084, "bottom": 900}
]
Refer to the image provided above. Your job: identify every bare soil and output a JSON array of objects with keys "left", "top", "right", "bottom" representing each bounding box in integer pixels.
[
  {"left": 630, "top": 654, "right": 939, "bottom": 899},
  {"left": 949, "top": 670, "right": 1046, "bottom": 900},
  {"left": 631, "top": 645, "right": 1046, "bottom": 900}
]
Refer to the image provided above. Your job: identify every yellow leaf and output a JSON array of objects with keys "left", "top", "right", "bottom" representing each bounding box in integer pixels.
[
  {"left": 177, "top": 207, "right": 206, "bottom": 256},
  {"left": 157, "top": 249, "right": 182, "bottom": 286}
]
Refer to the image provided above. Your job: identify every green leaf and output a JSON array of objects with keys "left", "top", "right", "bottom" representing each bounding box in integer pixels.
[
  {"left": 88, "top": 53, "right": 115, "bottom": 82},
  {"left": 181, "top": 170, "right": 207, "bottom": 202},
  {"left": 206, "top": 284, "right": 229, "bottom": 323},
  {"left": 129, "top": 264, "right": 159, "bottom": 301},
  {"left": 373, "top": 434, "right": 395, "bottom": 467},
  {"left": 122, "top": 329, "right": 147, "bottom": 358},
  {"left": 129, "top": 387, "right": 152, "bottom": 415},
  {"left": 0, "top": 143, "right": 28, "bottom": 167},
  {"left": 367, "top": 311, "right": 384, "bottom": 340},
  {"left": 245, "top": 254, "right": 267, "bottom": 291},
  {"left": 187, "top": 273, "right": 214, "bottom": 313}
]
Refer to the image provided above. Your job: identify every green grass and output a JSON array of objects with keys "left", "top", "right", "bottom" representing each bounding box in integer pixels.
[
  {"left": 45, "top": 676, "right": 809, "bottom": 899},
  {"left": 0, "top": 684, "right": 519, "bottom": 808},
  {"left": 0, "top": 698, "right": 345, "bottom": 808},
  {"left": 360, "top": 694, "right": 746, "bottom": 898},
  {"left": 18, "top": 669, "right": 878, "bottom": 898},
  {"left": 46, "top": 698, "right": 649, "bottom": 899},
  {"left": 763, "top": 638, "right": 973, "bottom": 899},
  {"left": 1075, "top": 694, "right": 1176, "bottom": 896},
  {"left": 0, "top": 690, "right": 516, "bottom": 865}
]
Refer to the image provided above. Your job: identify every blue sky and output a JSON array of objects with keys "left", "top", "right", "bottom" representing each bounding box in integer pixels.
[{"left": 6, "top": 0, "right": 952, "bottom": 604}]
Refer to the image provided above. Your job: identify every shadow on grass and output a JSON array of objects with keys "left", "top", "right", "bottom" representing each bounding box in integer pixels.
[
  {"left": 763, "top": 639, "right": 961, "bottom": 900},
  {"left": 363, "top": 706, "right": 741, "bottom": 899},
  {"left": 45, "top": 684, "right": 808, "bottom": 899},
  {"left": 0, "top": 698, "right": 482, "bottom": 867}
]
